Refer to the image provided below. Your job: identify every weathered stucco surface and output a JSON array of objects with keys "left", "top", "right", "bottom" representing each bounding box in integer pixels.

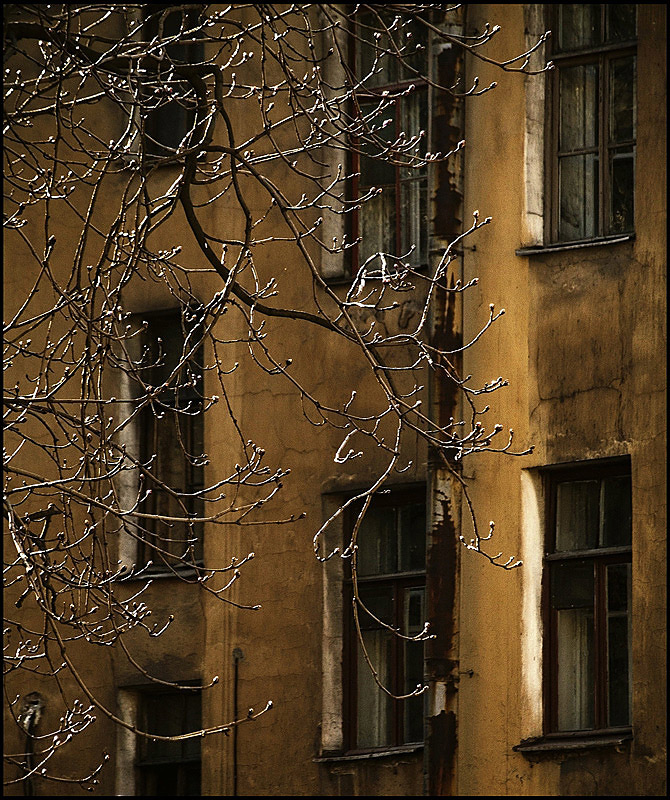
[
  {"left": 4, "top": 4, "right": 665, "bottom": 797},
  {"left": 457, "top": 4, "right": 666, "bottom": 796}
]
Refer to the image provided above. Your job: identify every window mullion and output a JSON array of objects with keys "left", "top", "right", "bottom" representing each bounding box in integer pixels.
[
  {"left": 344, "top": 579, "right": 357, "bottom": 750},
  {"left": 599, "top": 53, "right": 609, "bottom": 236},
  {"left": 548, "top": 601, "right": 559, "bottom": 732},
  {"left": 550, "top": 67, "right": 561, "bottom": 242},
  {"left": 594, "top": 559, "right": 609, "bottom": 728},
  {"left": 599, "top": 3, "right": 607, "bottom": 237},
  {"left": 598, "top": 51, "right": 607, "bottom": 236},
  {"left": 392, "top": 581, "right": 402, "bottom": 746}
]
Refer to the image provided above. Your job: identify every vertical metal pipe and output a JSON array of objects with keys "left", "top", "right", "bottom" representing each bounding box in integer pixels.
[{"left": 232, "top": 647, "right": 244, "bottom": 797}]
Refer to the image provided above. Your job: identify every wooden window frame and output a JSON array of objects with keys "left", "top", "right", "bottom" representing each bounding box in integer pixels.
[
  {"left": 141, "top": 4, "right": 206, "bottom": 160},
  {"left": 546, "top": 5, "right": 637, "bottom": 244},
  {"left": 342, "top": 487, "right": 426, "bottom": 752},
  {"left": 135, "top": 307, "right": 205, "bottom": 568},
  {"left": 136, "top": 685, "right": 201, "bottom": 796},
  {"left": 542, "top": 458, "right": 632, "bottom": 736},
  {"left": 349, "top": 14, "right": 430, "bottom": 277}
]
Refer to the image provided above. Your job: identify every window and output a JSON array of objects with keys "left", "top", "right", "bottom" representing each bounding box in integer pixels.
[
  {"left": 543, "top": 459, "right": 632, "bottom": 734},
  {"left": 136, "top": 308, "right": 204, "bottom": 568},
  {"left": 136, "top": 688, "right": 201, "bottom": 796},
  {"left": 548, "top": 5, "right": 636, "bottom": 243},
  {"left": 353, "top": 11, "right": 429, "bottom": 273},
  {"left": 142, "top": 5, "right": 205, "bottom": 158},
  {"left": 344, "top": 489, "right": 426, "bottom": 750}
]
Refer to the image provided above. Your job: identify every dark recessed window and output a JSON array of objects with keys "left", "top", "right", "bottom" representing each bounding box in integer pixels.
[
  {"left": 142, "top": 5, "right": 205, "bottom": 159},
  {"left": 344, "top": 489, "right": 426, "bottom": 750},
  {"left": 137, "top": 688, "right": 201, "bottom": 796},
  {"left": 544, "top": 459, "right": 632, "bottom": 733},
  {"left": 352, "top": 11, "right": 429, "bottom": 274},
  {"left": 548, "top": 5, "right": 636, "bottom": 243},
  {"left": 136, "top": 308, "right": 204, "bottom": 568}
]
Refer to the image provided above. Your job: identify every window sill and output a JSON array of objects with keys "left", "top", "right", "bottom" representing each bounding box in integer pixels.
[
  {"left": 513, "top": 728, "right": 632, "bottom": 756},
  {"left": 314, "top": 743, "right": 423, "bottom": 763},
  {"left": 515, "top": 234, "right": 634, "bottom": 257},
  {"left": 118, "top": 561, "right": 204, "bottom": 582}
]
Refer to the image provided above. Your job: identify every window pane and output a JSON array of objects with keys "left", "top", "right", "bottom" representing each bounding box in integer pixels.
[
  {"left": 398, "top": 88, "right": 428, "bottom": 265},
  {"left": 609, "top": 57, "right": 636, "bottom": 145},
  {"left": 606, "top": 5, "right": 637, "bottom": 42},
  {"left": 140, "top": 761, "right": 201, "bottom": 796},
  {"left": 398, "top": 502, "right": 426, "bottom": 572},
  {"left": 356, "top": 11, "right": 400, "bottom": 88},
  {"left": 359, "top": 99, "right": 396, "bottom": 188},
  {"left": 142, "top": 692, "right": 201, "bottom": 759},
  {"left": 607, "top": 563, "right": 632, "bottom": 726},
  {"left": 143, "top": 7, "right": 203, "bottom": 157},
  {"left": 556, "top": 606, "right": 595, "bottom": 730},
  {"left": 403, "top": 588, "right": 425, "bottom": 743},
  {"left": 357, "top": 507, "right": 397, "bottom": 576},
  {"left": 141, "top": 764, "right": 181, "bottom": 796},
  {"left": 608, "top": 148, "right": 635, "bottom": 235},
  {"left": 358, "top": 189, "right": 397, "bottom": 268},
  {"left": 399, "top": 179, "right": 428, "bottom": 267},
  {"left": 356, "top": 10, "right": 428, "bottom": 87},
  {"left": 399, "top": 89, "right": 428, "bottom": 174},
  {"left": 548, "top": 465, "right": 632, "bottom": 734},
  {"left": 357, "top": 628, "right": 393, "bottom": 747},
  {"left": 140, "top": 408, "right": 203, "bottom": 563},
  {"left": 142, "top": 693, "right": 183, "bottom": 760},
  {"left": 140, "top": 310, "right": 203, "bottom": 403},
  {"left": 358, "top": 98, "right": 396, "bottom": 266},
  {"left": 182, "top": 691, "right": 202, "bottom": 760},
  {"left": 359, "top": 150, "right": 396, "bottom": 189},
  {"left": 555, "top": 480, "right": 600, "bottom": 551},
  {"left": 400, "top": 23, "right": 429, "bottom": 80},
  {"left": 558, "top": 154, "right": 598, "bottom": 241},
  {"left": 557, "top": 5, "right": 601, "bottom": 52},
  {"left": 146, "top": 102, "right": 195, "bottom": 156},
  {"left": 143, "top": 317, "right": 186, "bottom": 395},
  {"left": 600, "top": 475, "right": 632, "bottom": 547},
  {"left": 552, "top": 562, "right": 596, "bottom": 732},
  {"left": 559, "top": 65, "right": 598, "bottom": 152},
  {"left": 358, "top": 585, "right": 393, "bottom": 628},
  {"left": 404, "top": 586, "right": 424, "bottom": 633},
  {"left": 551, "top": 560, "right": 594, "bottom": 609},
  {"left": 183, "top": 764, "right": 201, "bottom": 797},
  {"left": 553, "top": 559, "right": 595, "bottom": 730}
]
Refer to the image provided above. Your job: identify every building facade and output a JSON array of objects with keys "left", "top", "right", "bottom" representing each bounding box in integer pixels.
[
  {"left": 3, "top": 4, "right": 666, "bottom": 796},
  {"left": 452, "top": 4, "right": 666, "bottom": 795}
]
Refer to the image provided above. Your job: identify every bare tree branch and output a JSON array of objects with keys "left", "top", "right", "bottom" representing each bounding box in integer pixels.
[{"left": 4, "top": 3, "right": 547, "bottom": 787}]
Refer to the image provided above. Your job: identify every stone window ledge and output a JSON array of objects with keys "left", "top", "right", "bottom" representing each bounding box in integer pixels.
[
  {"left": 515, "top": 234, "right": 634, "bottom": 257},
  {"left": 118, "top": 562, "right": 204, "bottom": 581},
  {"left": 314, "top": 743, "right": 423, "bottom": 763},
  {"left": 513, "top": 728, "right": 632, "bottom": 756}
]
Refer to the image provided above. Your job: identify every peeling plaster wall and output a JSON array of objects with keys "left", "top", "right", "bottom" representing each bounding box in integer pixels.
[
  {"left": 456, "top": 4, "right": 666, "bottom": 796},
  {"left": 4, "top": 5, "right": 664, "bottom": 797}
]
